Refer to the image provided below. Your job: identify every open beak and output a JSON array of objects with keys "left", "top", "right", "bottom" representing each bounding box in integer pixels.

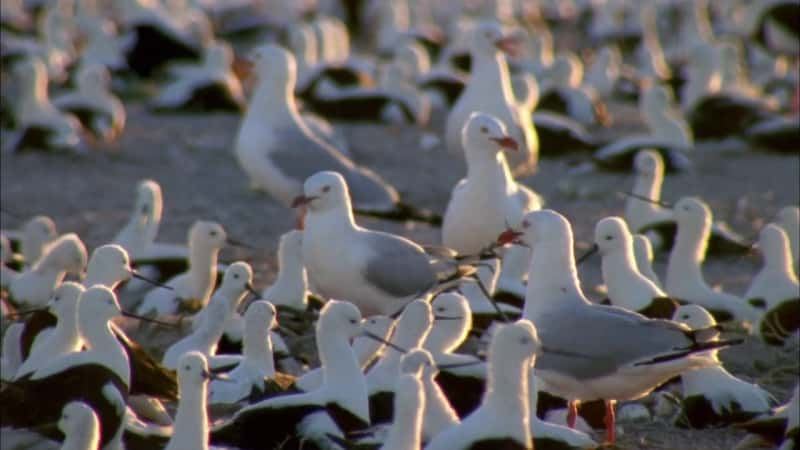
[
  {"left": 291, "top": 195, "right": 317, "bottom": 208},
  {"left": 576, "top": 243, "right": 598, "bottom": 265},
  {"left": 489, "top": 136, "right": 518, "bottom": 151},
  {"left": 131, "top": 270, "right": 174, "bottom": 291},
  {"left": 495, "top": 36, "right": 519, "bottom": 55},
  {"left": 496, "top": 228, "right": 524, "bottom": 246}
]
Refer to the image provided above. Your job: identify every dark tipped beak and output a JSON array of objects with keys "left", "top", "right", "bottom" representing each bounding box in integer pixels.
[
  {"left": 226, "top": 238, "right": 254, "bottom": 250},
  {"left": 496, "top": 228, "right": 524, "bottom": 246},
  {"left": 495, "top": 36, "right": 519, "bottom": 55},
  {"left": 131, "top": 270, "right": 174, "bottom": 291},
  {"left": 576, "top": 243, "right": 599, "bottom": 265},
  {"left": 489, "top": 136, "right": 519, "bottom": 151},
  {"left": 203, "top": 370, "right": 234, "bottom": 382},
  {"left": 121, "top": 311, "right": 179, "bottom": 328},
  {"left": 438, "top": 359, "right": 484, "bottom": 370},
  {"left": 291, "top": 195, "right": 316, "bottom": 208},
  {"left": 246, "top": 282, "right": 260, "bottom": 298},
  {"left": 619, "top": 191, "right": 673, "bottom": 209},
  {"left": 362, "top": 331, "right": 407, "bottom": 354}
]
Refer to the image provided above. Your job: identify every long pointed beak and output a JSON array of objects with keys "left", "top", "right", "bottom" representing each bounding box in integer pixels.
[
  {"left": 362, "top": 331, "right": 407, "bottom": 353},
  {"left": 496, "top": 228, "right": 524, "bottom": 246},
  {"left": 437, "top": 359, "right": 484, "bottom": 370},
  {"left": 7, "top": 307, "right": 48, "bottom": 318},
  {"left": 489, "top": 136, "right": 518, "bottom": 151},
  {"left": 245, "top": 282, "right": 260, "bottom": 298},
  {"left": 576, "top": 243, "right": 599, "bottom": 265},
  {"left": 291, "top": 195, "right": 317, "bottom": 208},
  {"left": 226, "top": 238, "right": 254, "bottom": 250},
  {"left": 619, "top": 191, "right": 673, "bottom": 208},
  {"left": 434, "top": 315, "right": 464, "bottom": 321},
  {"left": 121, "top": 311, "right": 179, "bottom": 328},
  {"left": 131, "top": 270, "right": 174, "bottom": 290}
]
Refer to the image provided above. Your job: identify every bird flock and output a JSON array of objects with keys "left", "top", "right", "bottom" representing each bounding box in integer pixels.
[{"left": 1, "top": 0, "right": 799, "bottom": 450}]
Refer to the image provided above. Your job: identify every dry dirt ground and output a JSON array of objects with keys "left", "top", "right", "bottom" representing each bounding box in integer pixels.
[{"left": 1, "top": 102, "right": 798, "bottom": 449}]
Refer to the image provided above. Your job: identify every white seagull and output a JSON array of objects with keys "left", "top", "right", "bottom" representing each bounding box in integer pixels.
[{"left": 9, "top": 233, "right": 87, "bottom": 307}]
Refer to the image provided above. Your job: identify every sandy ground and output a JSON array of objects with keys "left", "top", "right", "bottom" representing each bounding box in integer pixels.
[{"left": 1, "top": 102, "right": 799, "bottom": 449}]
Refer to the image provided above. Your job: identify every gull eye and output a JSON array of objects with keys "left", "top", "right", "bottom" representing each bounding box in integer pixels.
[
  {"left": 605, "top": 235, "right": 613, "bottom": 241},
  {"left": 681, "top": 314, "right": 689, "bottom": 320},
  {"left": 53, "top": 296, "right": 60, "bottom": 302},
  {"left": 322, "top": 185, "right": 331, "bottom": 193},
  {"left": 210, "top": 230, "right": 218, "bottom": 237},
  {"left": 519, "top": 336, "right": 529, "bottom": 344},
  {"left": 185, "top": 365, "right": 191, "bottom": 371},
  {"left": 349, "top": 318, "right": 357, "bottom": 325},
  {"left": 233, "top": 274, "right": 239, "bottom": 279},
  {"left": 522, "top": 220, "right": 530, "bottom": 228},
  {"left": 436, "top": 307, "right": 445, "bottom": 312},
  {"left": 480, "top": 126, "right": 488, "bottom": 133}
]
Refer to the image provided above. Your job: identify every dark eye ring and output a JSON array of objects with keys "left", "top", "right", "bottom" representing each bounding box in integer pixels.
[
  {"left": 322, "top": 186, "right": 331, "bottom": 193},
  {"left": 210, "top": 231, "right": 218, "bottom": 236},
  {"left": 233, "top": 274, "right": 239, "bottom": 279},
  {"left": 349, "top": 318, "right": 357, "bottom": 324},
  {"left": 605, "top": 235, "right": 613, "bottom": 240},
  {"left": 480, "top": 126, "right": 488, "bottom": 133}
]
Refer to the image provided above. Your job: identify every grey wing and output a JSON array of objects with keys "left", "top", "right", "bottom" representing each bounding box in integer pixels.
[
  {"left": 535, "top": 304, "right": 694, "bottom": 380},
  {"left": 269, "top": 128, "right": 397, "bottom": 209},
  {"left": 362, "top": 232, "right": 437, "bottom": 299}
]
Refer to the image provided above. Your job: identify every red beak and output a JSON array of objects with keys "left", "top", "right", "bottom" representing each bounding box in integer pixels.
[
  {"left": 490, "top": 136, "right": 518, "bottom": 151},
  {"left": 291, "top": 195, "right": 315, "bottom": 208},
  {"left": 495, "top": 37, "right": 519, "bottom": 56},
  {"left": 497, "top": 228, "right": 524, "bottom": 246}
]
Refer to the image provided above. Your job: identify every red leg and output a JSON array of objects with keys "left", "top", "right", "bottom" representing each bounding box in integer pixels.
[
  {"left": 604, "top": 400, "right": 617, "bottom": 444},
  {"left": 567, "top": 400, "right": 578, "bottom": 429},
  {"left": 295, "top": 206, "right": 307, "bottom": 230}
]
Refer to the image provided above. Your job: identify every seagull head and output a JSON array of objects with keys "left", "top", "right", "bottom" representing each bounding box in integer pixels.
[
  {"left": 177, "top": 351, "right": 222, "bottom": 386},
  {"left": 134, "top": 179, "right": 163, "bottom": 222},
  {"left": 79, "top": 285, "right": 121, "bottom": 322},
  {"left": 47, "top": 281, "right": 85, "bottom": 317},
  {"left": 189, "top": 221, "right": 227, "bottom": 251},
  {"left": 320, "top": 300, "right": 364, "bottom": 341},
  {"left": 758, "top": 224, "right": 791, "bottom": 267},
  {"left": 293, "top": 171, "right": 349, "bottom": 212},
  {"left": 633, "top": 149, "right": 663, "bottom": 178},
  {"left": 220, "top": 261, "right": 254, "bottom": 297},
  {"left": 490, "top": 319, "right": 540, "bottom": 367},
  {"left": 24, "top": 215, "right": 57, "bottom": 244},
  {"left": 86, "top": 244, "right": 133, "bottom": 285},
  {"left": 426, "top": 292, "right": 471, "bottom": 353},
  {"left": 249, "top": 44, "right": 296, "bottom": 89},
  {"left": 463, "top": 112, "right": 518, "bottom": 155},
  {"left": 672, "top": 197, "right": 711, "bottom": 228},
  {"left": 473, "top": 21, "right": 519, "bottom": 57},
  {"left": 673, "top": 304, "right": 716, "bottom": 330},
  {"left": 43, "top": 233, "right": 88, "bottom": 276},
  {"left": 497, "top": 210, "right": 574, "bottom": 251},
  {"left": 593, "top": 217, "right": 632, "bottom": 257},
  {"left": 58, "top": 402, "right": 98, "bottom": 439},
  {"left": 245, "top": 300, "right": 278, "bottom": 332}
]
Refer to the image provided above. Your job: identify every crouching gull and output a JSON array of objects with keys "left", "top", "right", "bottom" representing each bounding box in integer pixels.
[
  {"left": 234, "top": 44, "right": 438, "bottom": 225},
  {"left": 8, "top": 233, "right": 87, "bottom": 307},
  {"left": 672, "top": 305, "right": 775, "bottom": 428},
  {"left": 496, "top": 209, "right": 743, "bottom": 444},
  {"left": 294, "top": 171, "right": 460, "bottom": 316}
]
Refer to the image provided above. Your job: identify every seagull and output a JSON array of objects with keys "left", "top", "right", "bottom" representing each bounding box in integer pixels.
[
  {"left": 75, "top": 17, "right": 131, "bottom": 72},
  {"left": 633, "top": 233, "right": 663, "bottom": 288},
  {"left": 442, "top": 112, "right": 541, "bottom": 300},
  {"left": 52, "top": 63, "right": 125, "bottom": 142},
  {"left": 496, "top": 209, "right": 743, "bottom": 444},
  {"left": 445, "top": 20, "right": 538, "bottom": 175},
  {"left": 1, "top": 286, "right": 130, "bottom": 450},
  {"left": 672, "top": 305, "right": 775, "bottom": 428},
  {"left": 211, "top": 300, "right": 370, "bottom": 449},
  {"left": 208, "top": 300, "right": 295, "bottom": 405},
  {"left": 424, "top": 320, "right": 539, "bottom": 450},
  {"left": 296, "top": 315, "right": 395, "bottom": 392},
  {"left": 164, "top": 352, "right": 223, "bottom": 450},
  {"left": 367, "top": 299, "right": 432, "bottom": 424},
  {"left": 422, "top": 292, "right": 487, "bottom": 417},
  {"left": 294, "top": 171, "right": 441, "bottom": 316},
  {"left": 4, "top": 57, "right": 83, "bottom": 153},
  {"left": 151, "top": 40, "right": 246, "bottom": 113},
  {"left": 775, "top": 206, "right": 799, "bottom": 274},
  {"left": 260, "top": 230, "right": 309, "bottom": 313},
  {"left": 735, "top": 384, "right": 799, "bottom": 450},
  {"left": 9, "top": 233, "right": 87, "bottom": 307},
  {"left": 162, "top": 262, "right": 253, "bottom": 369},
  {"left": 582, "top": 216, "right": 680, "bottom": 319},
  {"left": 14, "top": 282, "right": 85, "bottom": 378},
  {"left": 111, "top": 179, "right": 164, "bottom": 262},
  {"left": 538, "top": 53, "right": 611, "bottom": 128},
  {"left": 2, "top": 214, "right": 57, "bottom": 269},
  {"left": 400, "top": 348, "right": 460, "bottom": 442},
  {"left": 233, "top": 44, "right": 399, "bottom": 213},
  {"left": 136, "top": 221, "right": 227, "bottom": 316},
  {"left": 745, "top": 224, "right": 800, "bottom": 346},
  {"left": 665, "top": 197, "right": 759, "bottom": 322},
  {"left": 376, "top": 353, "right": 427, "bottom": 450}
]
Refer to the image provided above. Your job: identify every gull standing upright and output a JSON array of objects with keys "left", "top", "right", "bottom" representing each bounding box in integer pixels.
[
  {"left": 379, "top": 354, "right": 427, "bottom": 450},
  {"left": 112, "top": 179, "right": 163, "bottom": 261},
  {"left": 587, "top": 217, "right": 680, "bottom": 318},
  {"left": 137, "top": 221, "right": 226, "bottom": 316},
  {"left": 9, "top": 233, "right": 87, "bottom": 307},
  {"left": 162, "top": 262, "right": 253, "bottom": 369},
  {"left": 425, "top": 320, "right": 540, "bottom": 450},
  {"left": 366, "top": 299, "right": 433, "bottom": 424},
  {"left": 665, "top": 198, "right": 758, "bottom": 322},
  {"left": 260, "top": 230, "right": 308, "bottom": 311},
  {"left": 398, "top": 348, "right": 460, "bottom": 442},
  {"left": 445, "top": 21, "right": 538, "bottom": 175},
  {"left": 294, "top": 171, "right": 438, "bottom": 316},
  {"left": 624, "top": 149, "right": 672, "bottom": 235},
  {"left": 496, "top": 209, "right": 742, "bottom": 444},
  {"left": 672, "top": 305, "right": 774, "bottom": 428},
  {"left": 164, "top": 352, "right": 218, "bottom": 450},
  {"left": 233, "top": 44, "right": 399, "bottom": 212},
  {"left": 443, "top": 112, "right": 541, "bottom": 299},
  {"left": 776, "top": 206, "right": 799, "bottom": 274},
  {"left": 745, "top": 224, "right": 800, "bottom": 345}
]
